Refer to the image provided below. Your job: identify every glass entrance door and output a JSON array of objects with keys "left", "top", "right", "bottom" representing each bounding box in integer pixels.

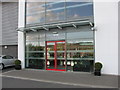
[{"left": 46, "top": 41, "right": 66, "bottom": 71}]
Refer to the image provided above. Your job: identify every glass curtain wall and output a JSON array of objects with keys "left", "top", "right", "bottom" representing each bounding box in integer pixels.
[
  {"left": 25, "top": 31, "right": 45, "bottom": 69},
  {"left": 45, "top": 0, "right": 65, "bottom": 23},
  {"left": 26, "top": 1, "right": 46, "bottom": 24},
  {"left": 25, "top": 27, "right": 94, "bottom": 72},
  {"left": 25, "top": 1, "right": 94, "bottom": 72},
  {"left": 26, "top": 1, "right": 93, "bottom": 25},
  {"left": 66, "top": 28, "right": 94, "bottom": 72},
  {"left": 66, "top": 0, "right": 93, "bottom": 21}
]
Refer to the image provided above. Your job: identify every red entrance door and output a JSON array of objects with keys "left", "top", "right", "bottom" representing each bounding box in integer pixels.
[{"left": 46, "top": 41, "right": 66, "bottom": 71}]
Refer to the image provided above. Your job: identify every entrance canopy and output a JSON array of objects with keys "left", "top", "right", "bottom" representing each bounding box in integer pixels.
[{"left": 17, "top": 20, "right": 94, "bottom": 32}]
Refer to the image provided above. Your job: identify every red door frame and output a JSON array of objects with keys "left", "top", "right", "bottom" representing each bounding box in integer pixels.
[{"left": 46, "top": 41, "right": 66, "bottom": 71}]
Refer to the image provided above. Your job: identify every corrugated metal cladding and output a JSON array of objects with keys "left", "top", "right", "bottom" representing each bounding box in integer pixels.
[
  {"left": 0, "top": 2, "right": 2, "bottom": 45},
  {"left": 2, "top": 2, "right": 18, "bottom": 45}
]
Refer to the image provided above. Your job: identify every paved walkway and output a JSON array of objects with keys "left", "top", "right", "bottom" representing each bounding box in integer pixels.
[{"left": 1, "top": 69, "right": 119, "bottom": 88}]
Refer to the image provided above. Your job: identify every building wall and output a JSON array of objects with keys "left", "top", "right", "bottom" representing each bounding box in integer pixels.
[
  {"left": 118, "top": 1, "right": 120, "bottom": 75},
  {"left": 0, "top": 46, "right": 2, "bottom": 55},
  {"left": 2, "top": 45, "right": 18, "bottom": 58},
  {"left": 18, "top": 0, "right": 25, "bottom": 68},
  {"left": 94, "top": 1, "right": 118, "bottom": 75},
  {"left": 0, "top": 2, "right": 2, "bottom": 55},
  {"left": 2, "top": 2, "right": 18, "bottom": 45},
  {"left": 0, "top": 2, "right": 18, "bottom": 58},
  {"left": 18, "top": 0, "right": 94, "bottom": 69},
  {"left": 18, "top": 0, "right": 119, "bottom": 75}
]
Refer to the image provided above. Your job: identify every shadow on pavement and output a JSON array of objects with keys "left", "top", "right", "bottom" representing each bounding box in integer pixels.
[{"left": 1, "top": 66, "right": 15, "bottom": 73}]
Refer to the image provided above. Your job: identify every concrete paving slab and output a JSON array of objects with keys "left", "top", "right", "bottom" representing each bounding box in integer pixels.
[{"left": 2, "top": 69, "right": 119, "bottom": 88}]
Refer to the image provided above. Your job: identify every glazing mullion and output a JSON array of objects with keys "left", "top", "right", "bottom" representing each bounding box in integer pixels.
[{"left": 65, "top": 29, "right": 67, "bottom": 71}]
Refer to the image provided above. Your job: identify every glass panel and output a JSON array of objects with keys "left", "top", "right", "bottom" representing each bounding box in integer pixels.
[
  {"left": 28, "top": 59, "right": 45, "bottom": 69},
  {"left": 38, "top": 30, "right": 45, "bottom": 41},
  {"left": 26, "top": 31, "right": 45, "bottom": 69},
  {"left": 46, "top": 1, "right": 65, "bottom": 23},
  {"left": 26, "top": 2, "right": 45, "bottom": 24},
  {"left": 47, "top": 59, "right": 55, "bottom": 69},
  {"left": 26, "top": 1, "right": 93, "bottom": 25},
  {"left": 28, "top": 52, "right": 44, "bottom": 59},
  {"left": 26, "top": 42, "right": 45, "bottom": 52},
  {"left": 46, "top": 29, "right": 65, "bottom": 41},
  {"left": 67, "top": 31, "right": 93, "bottom": 40},
  {"left": 66, "top": 2, "right": 88, "bottom": 7},
  {"left": 26, "top": 32, "right": 38, "bottom": 42},
  {"left": 72, "top": 60, "right": 94, "bottom": 72},
  {"left": 57, "top": 42, "right": 65, "bottom": 51},
  {"left": 67, "top": 40, "right": 94, "bottom": 59},
  {"left": 66, "top": 31, "right": 94, "bottom": 72},
  {"left": 46, "top": 42, "right": 55, "bottom": 69},
  {"left": 57, "top": 59, "right": 66, "bottom": 70},
  {"left": 56, "top": 41, "right": 66, "bottom": 70},
  {"left": 46, "top": 41, "right": 66, "bottom": 70},
  {"left": 47, "top": 42, "right": 55, "bottom": 49},
  {"left": 26, "top": 42, "right": 39, "bottom": 51},
  {"left": 66, "top": 1, "right": 93, "bottom": 21},
  {"left": 57, "top": 52, "right": 65, "bottom": 59},
  {"left": 25, "top": 27, "right": 95, "bottom": 72}
]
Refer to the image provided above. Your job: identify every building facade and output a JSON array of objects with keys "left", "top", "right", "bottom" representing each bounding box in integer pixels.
[
  {"left": 18, "top": 0, "right": 119, "bottom": 75},
  {"left": 0, "top": 2, "right": 2, "bottom": 55},
  {"left": 0, "top": 2, "right": 18, "bottom": 58}
]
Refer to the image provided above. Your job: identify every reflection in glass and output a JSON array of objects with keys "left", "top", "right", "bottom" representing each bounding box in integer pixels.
[
  {"left": 46, "top": 42, "right": 55, "bottom": 69},
  {"left": 26, "top": 42, "right": 45, "bottom": 51},
  {"left": 46, "top": 29, "right": 65, "bottom": 41},
  {"left": 26, "top": 32, "right": 38, "bottom": 42},
  {"left": 26, "top": 43, "right": 45, "bottom": 69},
  {"left": 57, "top": 60, "right": 65, "bottom": 70},
  {"left": 26, "top": 2, "right": 45, "bottom": 24},
  {"left": 46, "top": 1, "right": 65, "bottom": 23},
  {"left": 25, "top": 27, "right": 94, "bottom": 72},
  {"left": 66, "top": 2, "right": 93, "bottom": 20},
  {"left": 47, "top": 42, "right": 55, "bottom": 59},
  {"left": 70, "top": 60, "right": 94, "bottom": 72},
  {"left": 28, "top": 59, "right": 45, "bottom": 69},
  {"left": 67, "top": 41, "right": 94, "bottom": 59},
  {"left": 46, "top": 41, "right": 66, "bottom": 70},
  {"left": 57, "top": 42, "right": 65, "bottom": 51},
  {"left": 47, "top": 60, "right": 55, "bottom": 69},
  {"left": 26, "top": 32, "right": 45, "bottom": 69},
  {"left": 67, "top": 31, "right": 93, "bottom": 40},
  {"left": 28, "top": 52, "right": 44, "bottom": 58},
  {"left": 26, "top": 1, "right": 93, "bottom": 25},
  {"left": 66, "top": 31, "right": 94, "bottom": 72}
]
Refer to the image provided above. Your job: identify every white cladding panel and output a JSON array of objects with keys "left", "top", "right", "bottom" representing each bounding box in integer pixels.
[
  {"left": 18, "top": 0, "right": 25, "bottom": 68},
  {"left": 94, "top": 1, "right": 118, "bottom": 75}
]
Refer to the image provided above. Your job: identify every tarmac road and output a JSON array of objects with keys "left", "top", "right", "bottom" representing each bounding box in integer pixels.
[
  {"left": 1, "top": 67, "right": 86, "bottom": 88},
  {"left": 1, "top": 67, "right": 119, "bottom": 89},
  {"left": 1, "top": 66, "right": 15, "bottom": 73},
  {"left": 2, "top": 76, "right": 85, "bottom": 88}
]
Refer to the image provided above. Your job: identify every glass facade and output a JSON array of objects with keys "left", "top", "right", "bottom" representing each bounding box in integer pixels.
[
  {"left": 25, "top": 1, "right": 94, "bottom": 72},
  {"left": 26, "top": 1, "right": 93, "bottom": 25},
  {"left": 25, "top": 27, "right": 94, "bottom": 72},
  {"left": 66, "top": 30, "right": 94, "bottom": 72},
  {"left": 26, "top": 31, "right": 45, "bottom": 69},
  {"left": 46, "top": 1, "right": 65, "bottom": 23},
  {"left": 66, "top": 1, "right": 93, "bottom": 21},
  {"left": 26, "top": 2, "right": 46, "bottom": 24}
]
